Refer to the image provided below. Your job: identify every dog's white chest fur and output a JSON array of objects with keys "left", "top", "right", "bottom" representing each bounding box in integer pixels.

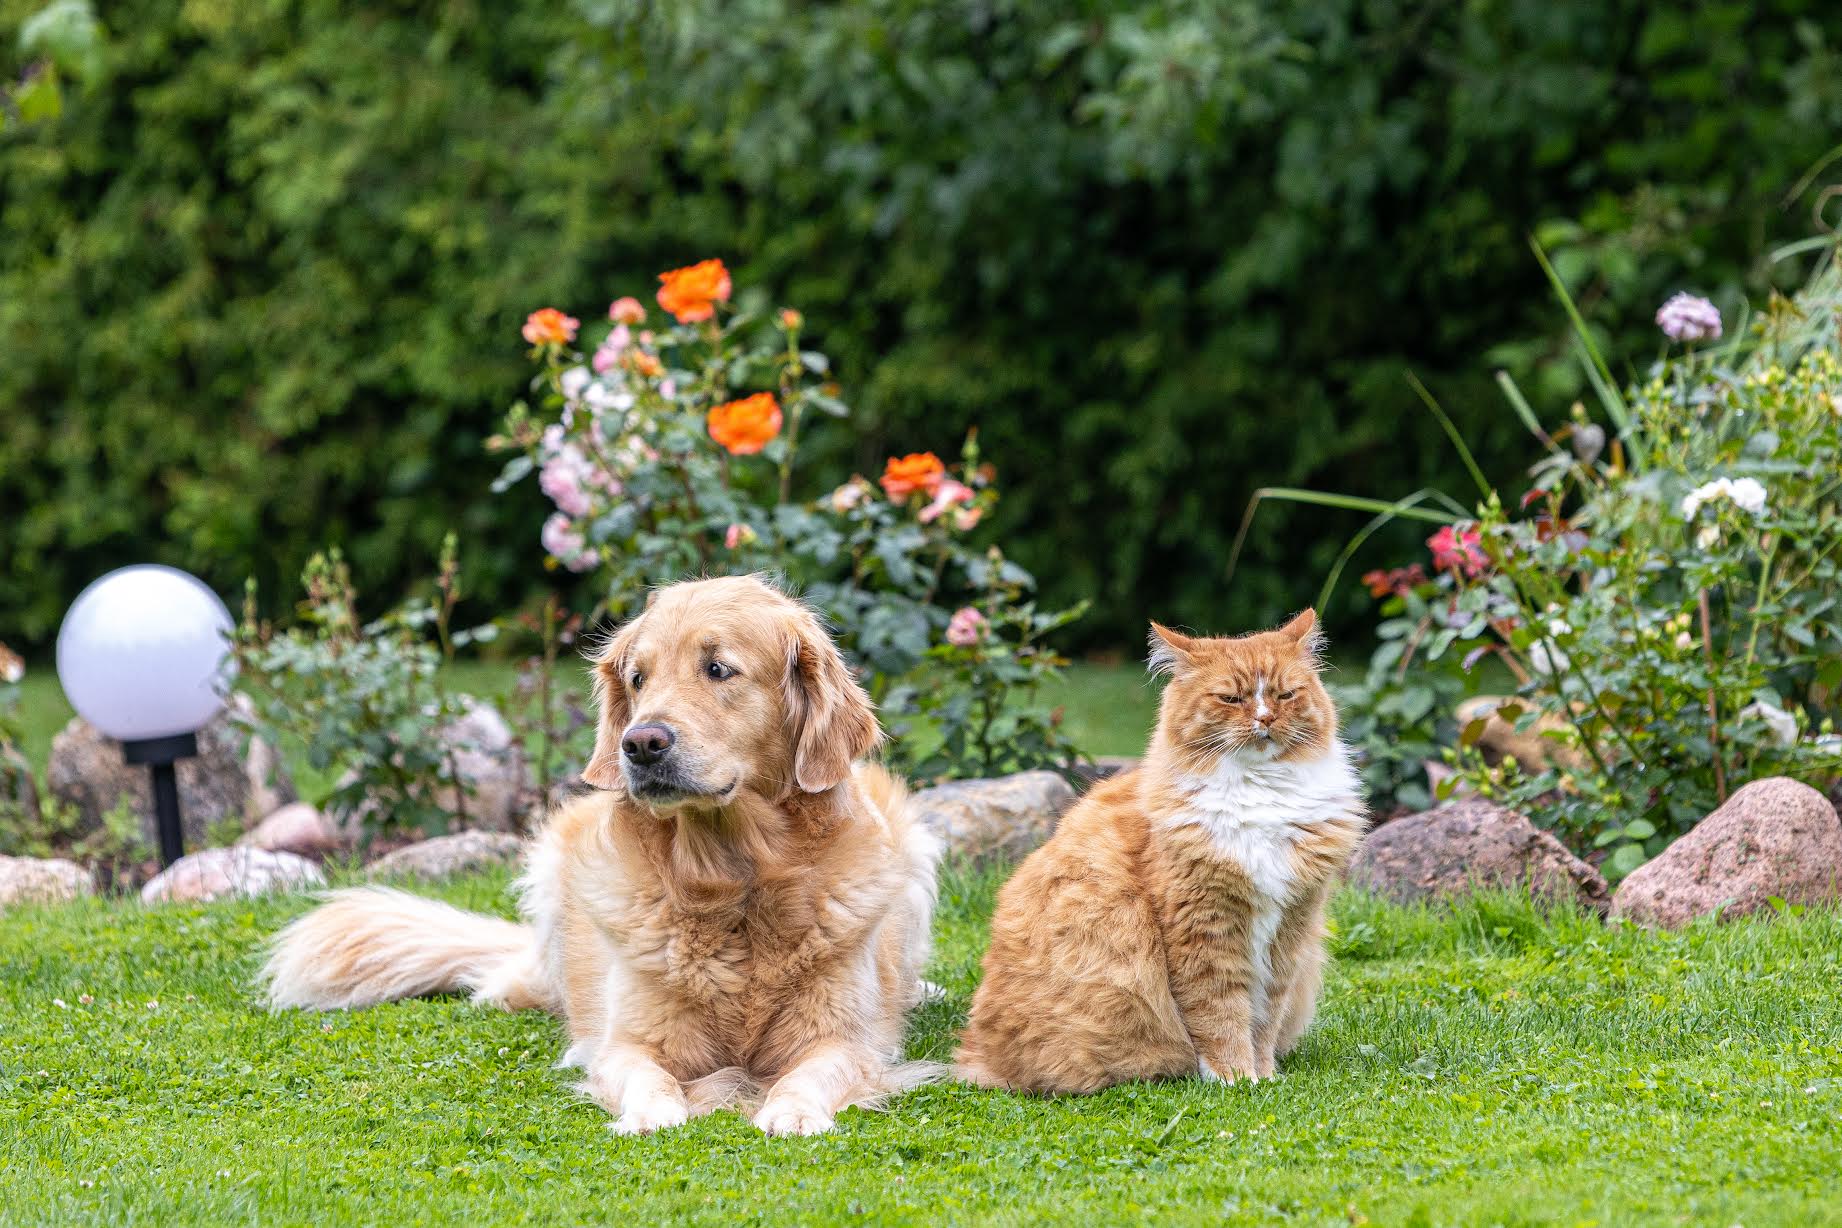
[{"left": 1163, "top": 745, "right": 1362, "bottom": 1022}]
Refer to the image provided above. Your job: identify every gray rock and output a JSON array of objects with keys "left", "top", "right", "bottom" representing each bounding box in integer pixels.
[
  {"left": 1610, "top": 777, "right": 1842, "bottom": 929},
  {"left": 366, "top": 831, "right": 525, "bottom": 881},
  {"left": 1072, "top": 756, "right": 1140, "bottom": 789},
  {"left": 0, "top": 854, "right": 93, "bottom": 908},
  {"left": 238, "top": 802, "right": 343, "bottom": 858},
  {"left": 333, "top": 696, "right": 534, "bottom": 838},
  {"left": 908, "top": 771, "right": 1077, "bottom": 864},
  {"left": 46, "top": 698, "right": 295, "bottom": 850},
  {"left": 141, "top": 847, "right": 324, "bottom": 904},
  {"left": 1347, "top": 797, "right": 1609, "bottom": 912}
]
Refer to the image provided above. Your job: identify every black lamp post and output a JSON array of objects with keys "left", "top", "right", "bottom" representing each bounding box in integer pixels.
[{"left": 121, "top": 732, "right": 201, "bottom": 867}]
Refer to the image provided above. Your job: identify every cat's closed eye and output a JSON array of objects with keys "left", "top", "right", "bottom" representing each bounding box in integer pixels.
[
  {"left": 1278, "top": 690, "right": 1297, "bottom": 701},
  {"left": 1217, "top": 694, "right": 1244, "bottom": 705}
]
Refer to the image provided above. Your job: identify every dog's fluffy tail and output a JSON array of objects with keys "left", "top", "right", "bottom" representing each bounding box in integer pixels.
[{"left": 262, "top": 887, "right": 556, "bottom": 1013}]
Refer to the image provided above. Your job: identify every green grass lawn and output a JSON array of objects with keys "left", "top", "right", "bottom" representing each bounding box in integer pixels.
[{"left": 4, "top": 866, "right": 1839, "bottom": 1227}]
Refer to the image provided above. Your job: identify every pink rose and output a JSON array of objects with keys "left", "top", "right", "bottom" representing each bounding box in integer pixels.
[
  {"left": 1428, "top": 525, "right": 1487, "bottom": 577},
  {"left": 592, "top": 325, "right": 631, "bottom": 374},
  {"left": 946, "top": 606, "right": 987, "bottom": 647},
  {"left": 724, "top": 523, "right": 758, "bottom": 550},
  {"left": 828, "top": 478, "right": 873, "bottom": 514},
  {"left": 539, "top": 445, "right": 594, "bottom": 517},
  {"left": 952, "top": 505, "right": 983, "bottom": 532},
  {"left": 918, "top": 479, "right": 975, "bottom": 525},
  {"left": 541, "top": 513, "right": 598, "bottom": 572},
  {"left": 609, "top": 297, "right": 647, "bottom": 325}
]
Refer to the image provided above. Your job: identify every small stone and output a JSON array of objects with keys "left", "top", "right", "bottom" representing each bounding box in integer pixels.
[
  {"left": 366, "top": 831, "right": 525, "bottom": 881},
  {"left": 1610, "top": 777, "right": 1842, "bottom": 929},
  {"left": 1346, "top": 797, "right": 1608, "bottom": 912},
  {"left": 0, "top": 855, "right": 94, "bottom": 909},
  {"left": 238, "top": 803, "right": 343, "bottom": 858},
  {"left": 908, "top": 771, "right": 1077, "bottom": 864},
  {"left": 141, "top": 847, "right": 324, "bottom": 904}
]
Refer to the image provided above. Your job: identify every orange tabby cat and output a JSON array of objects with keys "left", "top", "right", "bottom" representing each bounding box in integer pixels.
[{"left": 955, "top": 610, "right": 1367, "bottom": 1093}]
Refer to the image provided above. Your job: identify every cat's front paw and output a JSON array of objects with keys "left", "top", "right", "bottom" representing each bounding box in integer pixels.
[{"left": 1198, "top": 1056, "right": 1260, "bottom": 1085}]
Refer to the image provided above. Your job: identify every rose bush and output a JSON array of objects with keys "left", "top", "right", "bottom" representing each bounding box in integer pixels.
[
  {"left": 1318, "top": 252, "right": 1842, "bottom": 874},
  {"left": 492, "top": 262, "right": 1085, "bottom": 781}
]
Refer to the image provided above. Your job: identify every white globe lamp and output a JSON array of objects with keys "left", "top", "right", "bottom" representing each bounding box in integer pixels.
[{"left": 56, "top": 565, "right": 234, "bottom": 865}]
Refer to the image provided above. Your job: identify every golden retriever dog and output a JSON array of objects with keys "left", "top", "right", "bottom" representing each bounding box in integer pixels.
[{"left": 262, "top": 575, "right": 942, "bottom": 1136}]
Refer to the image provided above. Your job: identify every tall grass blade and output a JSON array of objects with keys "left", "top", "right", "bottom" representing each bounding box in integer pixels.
[
  {"left": 1404, "top": 371, "right": 1492, "bottom": 499},
  {"left": 1315, "top": 489, "right": 1457, "bottom": 610},
  {"left": 1226, "top": 487, "right": 1461, "bottom": 586},
  {"left": 1494, "top": 371, "right": 1561, "bottom": 454},
  {"left": 1528, "top": 237, "right": 1646, "bottom": 468}
]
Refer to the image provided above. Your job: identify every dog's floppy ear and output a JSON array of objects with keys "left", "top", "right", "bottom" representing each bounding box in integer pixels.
[
  {"left": 787, "top": 611, "right": 881, "bottom": 794},
  {"left": 581, "top": 614, "right": 644, "bottom": 791}
]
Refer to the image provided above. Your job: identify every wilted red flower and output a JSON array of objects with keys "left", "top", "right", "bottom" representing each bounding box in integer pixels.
[
  {"left": 656, "top": 259, "right": 732, "bottom": 324},
  {"left": 1428, "top": 525, "right": 1487, "bottom": 577},
  {"left": 880, "top": 452, "right": 946, "bottom": 500},
  {"left": 707, "top": 392, "right": 783, "bottom": 455},
  {"left": 522, "top": 308, "right": 578, "bottom": 346},
  {"left": 1361, "top": 564, "right": 1427, "bottom": 599}
]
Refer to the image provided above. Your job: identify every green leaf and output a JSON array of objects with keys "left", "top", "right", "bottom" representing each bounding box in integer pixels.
[{"left": 1607, "top": 844, "right": 1648, "bottom": 878}]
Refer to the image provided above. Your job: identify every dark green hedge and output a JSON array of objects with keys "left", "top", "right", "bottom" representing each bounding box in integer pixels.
[{"left": 4, "top": 0, "right": 1840, "bottom": 647}]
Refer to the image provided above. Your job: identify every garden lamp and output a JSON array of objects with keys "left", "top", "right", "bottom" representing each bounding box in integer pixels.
[{"left": 56, "top": 565, "right": 233, "bottom": 866}]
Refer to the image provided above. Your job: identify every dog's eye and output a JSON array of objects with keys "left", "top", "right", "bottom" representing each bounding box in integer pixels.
[
  {"left": 630, "top": 671, "right": 644, "bottom": 691},
  {"left": 705, "top": 660, "right": 733, "bottom": 681},
  {"left": 1218, "top": 694, "right": 1243, "bottom": 705},
  {"left": 1278, "top": 690, "right": 1297, "bottom": 701}
]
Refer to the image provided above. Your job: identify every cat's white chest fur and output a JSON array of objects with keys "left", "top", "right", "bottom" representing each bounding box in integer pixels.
[{"left": 1163, "top": 744, "right": 1363, "bottom": 1024}]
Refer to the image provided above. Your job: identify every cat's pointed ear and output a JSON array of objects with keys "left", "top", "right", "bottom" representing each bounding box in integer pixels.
[
  {"left": 1148, "top": 622, "right": 1200, "bottom": 676},
  {"left": 1278, "top": 608, "right": 1325, "bottom": 654}
]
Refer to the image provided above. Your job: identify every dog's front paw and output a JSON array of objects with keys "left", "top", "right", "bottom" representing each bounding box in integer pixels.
[
  {"left": 1198, "top": 1056, "right": 1259, "bottom": 1085},
  {"left": 753, "top": 1097, "right": 835, "bottom": 1137},
  {"left": 610, "top": 1095, "right": 691, "bottom": 1136}
]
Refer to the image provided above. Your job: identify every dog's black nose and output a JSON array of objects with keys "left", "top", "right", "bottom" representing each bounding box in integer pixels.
[{"left": 621, "top": 723, "right": 676, "bottom": 766}]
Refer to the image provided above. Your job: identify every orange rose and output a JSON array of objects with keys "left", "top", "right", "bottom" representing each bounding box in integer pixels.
[
  {"left": 522, "top": 308, "right": 578, "bottom": 346},
  {"left": 656, "top": 259, "right": 733, "bottom": 324},
  {"left": 627, "top": 351, "right": 664, "bottom": 379},
  {"left": 707, "top": 392, "right": 783, "bottom": 455},
  {"left": 880, "top": 452, "right": 946, "bottom": 500}
]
